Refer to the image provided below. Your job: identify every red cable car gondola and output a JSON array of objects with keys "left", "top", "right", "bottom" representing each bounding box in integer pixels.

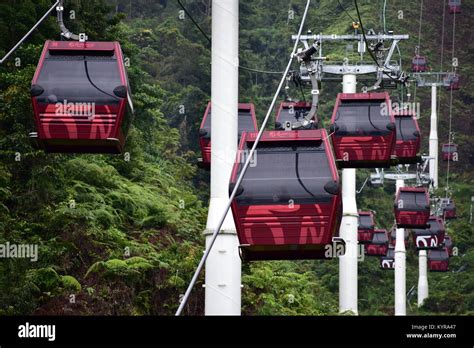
[
  {"left": 275, "top": 101, "right": 314, "bottom": 130},
  {"left": 199, "top": 102, "right": 258, "bottom": 169},
  {"left": 442, "top": 143, "right": 458, "bottom": 161},
  {"left": 446, "top": 73, "right": 460, "bottom": 90},
  {"left": 329, "top": 92, "right": 396, "bottom": 168},
  {"left": 358, "top": 211, "right": 375, "bottom": 244},
  {"left": 412, "top": 216, "right": 446, "bottom": 250},
  {"left": 394, "top": 187, "right": 430, "bottom": 228},
  {"left": 394, "top": 110, "right": 421, "bottom": 164},
  {"left": 229, "top": 129, "right": 342, "bottom": 261},
  {"left": 448, "top": 0, "right": 461, "bottom": 14},
  {"left": 30, "top": 41, "right": 133, "bottom": 153},
  {"left": 411, "top": 55, "right": 428, "bottom": 72},
  {"left": 380, "top": 246, "right": 395, "bottom": 270},
  {"left": 443, "top": 235, "right": 454, "bottom": 256},
  {"left": 441, "top": 198, "right": 457, "bottom": 219},
  {"left": 365, "top": 229, "right": 389, "bottom": 257},
  {"left": 389, "top": 227, "right": 409, "bottom": 248},
  {"left": 428, "top": 248, "right": 450, "bottom": 272}
]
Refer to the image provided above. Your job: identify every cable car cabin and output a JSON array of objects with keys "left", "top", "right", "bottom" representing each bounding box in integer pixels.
[
  {"left": 329, "top": 92, "right": 396, "bottom": 168},
  {"left": 380, "top": 246, "right": 395, "bottom": 270},
  {"left": 411, "top": 55, "right": 428, "bottom": 72},
  {"left": 443, "top": 235, "right": 454, "bottom": 256},
  {"left": 365, "top": 229, "right": 389, "bottom": 257},
  {"left": 275, "top": 101, "right": 315, "bottom": 130},
  {"left": 394, "top": 110, "right": 421, "bottom": 164},
  {"left": 442, "top": 143, "right": 458, "bottom": 161},
  {"left": 30, "top": 41, "right": 133, "bottom": 154},
  {"left": 428, "top": 248, "right": 450, "bottom": 272},
  {"left": 441, "top": 198, "right": 457, "bottom": 219},
  {"left": 446, "top": 74, "right": 460, "bottom": 90},
  {"left": 412, "top": 216, "right": 446, "bottom": 250},
  {"left": 448, "top": 0, "right": 461, "bottom": 14},
  {"left": 394, "top": 187, "right": 430, "bottom": 228},
  {"left": 229, "top": 129, "right": 342, "bottom": 261},
  {"left": 199, "top": 102, "right": 257, "bottom": 169},
  {"left": 389, "top": 227, "right": 409, "bottom": 248},
  {"left": 358, "top": 211, "right": 375, "bottom": 244}
]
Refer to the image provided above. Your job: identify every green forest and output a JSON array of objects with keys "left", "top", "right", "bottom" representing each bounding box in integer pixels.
[{"left": 0, "top": 0, "right": 473, "bottom": 316}]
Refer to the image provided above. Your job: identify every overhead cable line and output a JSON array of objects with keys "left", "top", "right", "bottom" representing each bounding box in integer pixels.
[
  {"left": 0, "top": 1, "right": 60, "bottom": 64},
  {"left": 353, "top": 0, "right": 400, "bottom": 85},
  {"left": 445, "top": 7, "right": 457, "bottom": 197},
  {"left": 337, "top": 0, "right": 356, "bottom": 23},
  {"left": 417, "top": 0, "right": 424, "bottom": 53},
  {"left": 436, "top": 0, "right": 446, "bottom": 143},
  {"left": 176, "top": 0, "right": 284, "bottom": 76},
  {"left": 175, "top": 0, "right": 312, "bottom": 316},
  {"left": 413, "top": 0, "right": 424, "bottom": 108},
  {"left": 239, "top": 65, "right": 285, "bottom": 74},
  {"left": 177, "top": 0, "right": 211, "bottom": 45}
]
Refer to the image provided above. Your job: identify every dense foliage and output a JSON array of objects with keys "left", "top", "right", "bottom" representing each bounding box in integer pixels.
[{"left": 0, "top": 0, "right": 472, "bottom": 315}]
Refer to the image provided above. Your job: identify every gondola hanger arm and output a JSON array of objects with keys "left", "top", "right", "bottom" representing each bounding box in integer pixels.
[
  {"left": 57, "top": 0, "right": 87, "bottom": 41},
  {"left": 0, "top": 0, "right": 87, "bottom": 65}
]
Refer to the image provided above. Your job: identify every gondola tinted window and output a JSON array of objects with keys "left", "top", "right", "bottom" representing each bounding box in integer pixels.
[
  {"left": 334, "top": 101, "right": 391, "bottom": 136},
  {"left": 386, "top": 248, "right": 395, "bottom": 258},
  {"left": 202, "top": 109, "right": 255, "bottom": 139},
  {"left": 442, "top": 144, "right": 457, "bottom": 152},
  {"left": 235, "top": 142, "right": 335, "bottom": 205},
  {"left": 36, "top": 52, "right": 122, "bottom": 105},
  {"left": 398, "top": 190, "right": 428, "bottom": 210},
  {"left": 238, "top": 111, "right": 257, "bottom": 137},
  {"left": 372, "top": 232, "right": 388, "bottom": 244},
  {"left": 413, "top": 57, "right": 425, "bottom": 64},
  {"left": 359, "top": 214, "right": 373, "bottom": 229},
  {"left": 396, "top": 116, "right": 418, "bottom": 141},
  {"left": 429, "top": 249, "right": 448, "bottom": 261}
]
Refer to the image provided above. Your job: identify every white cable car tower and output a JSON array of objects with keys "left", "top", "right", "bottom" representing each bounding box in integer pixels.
[
  {"left": 203, "top": 0, "right": 241, "bottom": 315},
  {"left": 409, "top": 72, "right": 453, "bottom": 306}
]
